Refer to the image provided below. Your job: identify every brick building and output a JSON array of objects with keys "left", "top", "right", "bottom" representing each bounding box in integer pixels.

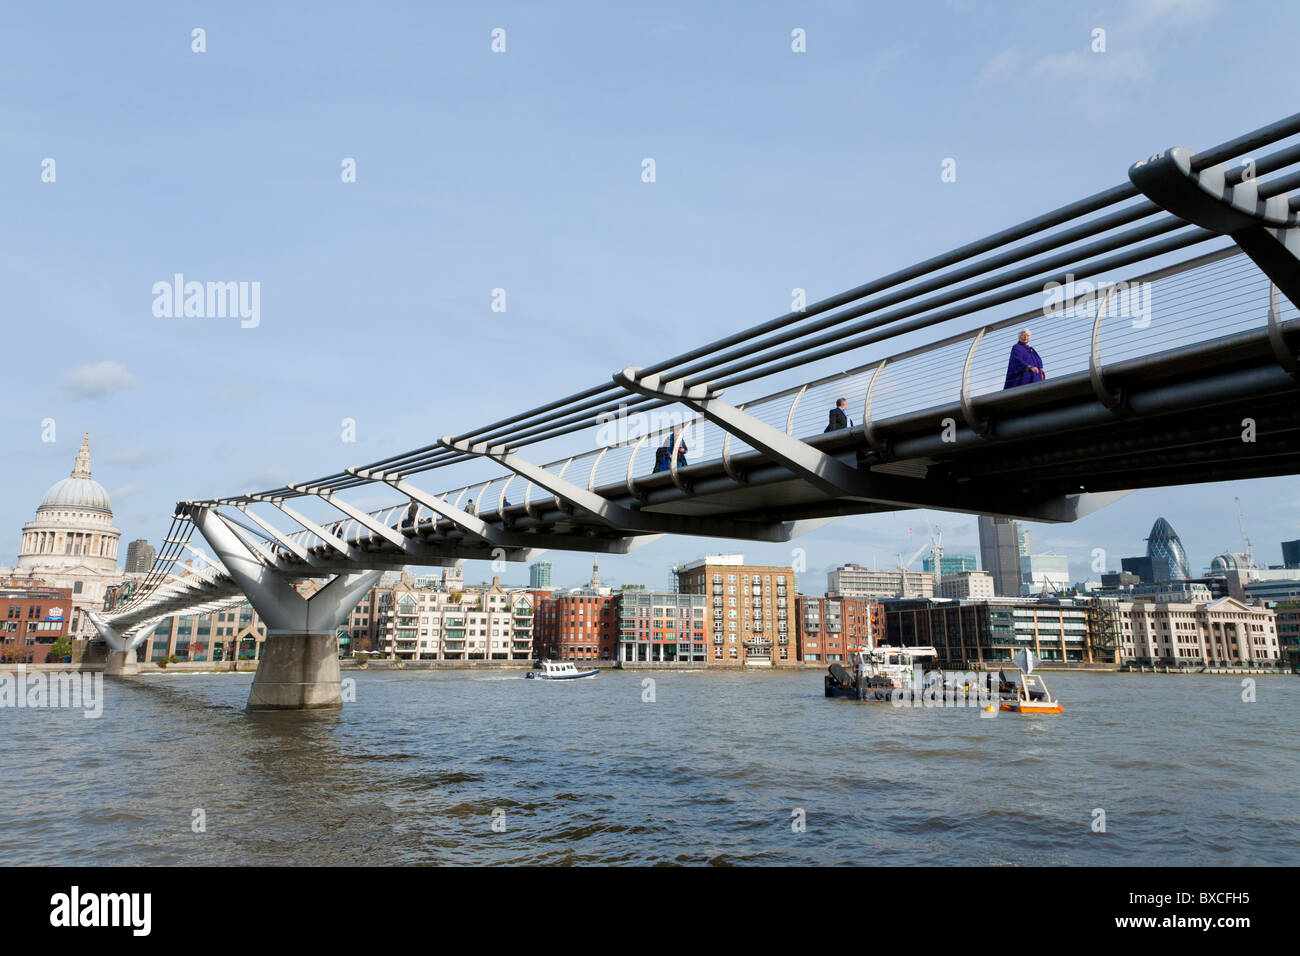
[
  {"left": 617, "top": 590, "right": 706, "bottom": 664},
  {"left": 674, "top": 555, "right": 794, "bottom": 666},
  {"left": 534, "top": 589, "right": 618, "bottom": 663},
  {"left": 795, "top": 595, "right": 884, "bottom": 663},
  {"left": 0, "top": 579, "right": 74, "bottom": 663}
]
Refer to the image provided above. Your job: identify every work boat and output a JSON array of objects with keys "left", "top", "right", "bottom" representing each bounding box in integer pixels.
[
  {"left": 825, "top": 645, "right": 938, "bottom": 700},
  {"left": 996, "top": 665, "right": 1064, "bottom": 714},
  {"left": 526, "top": 660, "right": 599, "bottom": 680}
]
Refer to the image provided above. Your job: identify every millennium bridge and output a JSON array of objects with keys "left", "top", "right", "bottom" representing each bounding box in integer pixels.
[{"left": 93, "top": 113, "right": 1300, "bottom": 709}]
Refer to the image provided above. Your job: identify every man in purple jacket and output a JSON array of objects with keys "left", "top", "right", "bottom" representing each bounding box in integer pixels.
[{"left": 1004, "top": 329, "right": 1046, "bottom": 389}]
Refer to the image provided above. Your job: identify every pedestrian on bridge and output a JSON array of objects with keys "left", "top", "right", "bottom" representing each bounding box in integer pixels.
[
  {"left": 1004, "top": 330, "right": 1046, "bottom": 388},
  {"left": 824, "top": 397, "right": 853, "bottom": 432},
  {"left": 654, "top": 427, "right": 688, "bottom": 472}
]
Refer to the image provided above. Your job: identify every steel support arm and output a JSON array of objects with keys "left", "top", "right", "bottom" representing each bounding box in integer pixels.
[
  {"left": 236, "top": 504, "right": 325, "bottom": 566},
  {"left": 1130, "top": 145, "right": 1300, "bottom": 307},
  {"left": 350, "top": 469, "right": 624, "bottom": 558},
  {"left": 260, "top": 498, "right": 364, "bottom": 562},
  {"left": 438, "top": 436, "right": 798, "bottom": 542},
  {"left": 290, "top": 485, "right": 415, "bottom": 552},
  {"left": 350, "top": 469, "right": 511, "bottom": 546},
  {"left": 614, "top": 367, "right": 873, "bottom": 499},
  {"left": 617, "top": 366, "right": 981, "bottom": 506}
]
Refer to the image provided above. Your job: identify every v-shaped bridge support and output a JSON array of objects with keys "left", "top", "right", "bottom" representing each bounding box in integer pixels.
[{"left": 189, "top": 505, "right": 381, "bottom": 710}]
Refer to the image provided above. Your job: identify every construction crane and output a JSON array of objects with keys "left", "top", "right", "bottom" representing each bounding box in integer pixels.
[
  {"left": 1234, "top": 496, "right": 1255, "bottom": 569},
  {"left": 923, "top": 513, "right": 944, "bottom": 586},
  {"left": 897, "top": 512, "right": 943, "bottom": 598}
]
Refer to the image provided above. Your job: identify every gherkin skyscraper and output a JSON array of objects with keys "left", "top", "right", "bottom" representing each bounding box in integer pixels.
[{"left": 1145, "top": 517, "right": 1190, "bottom": 581}]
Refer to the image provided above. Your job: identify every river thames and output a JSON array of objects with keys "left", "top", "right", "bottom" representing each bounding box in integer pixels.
[{"left": 1, "top": 669, "right": 1296, "bottom": 866}]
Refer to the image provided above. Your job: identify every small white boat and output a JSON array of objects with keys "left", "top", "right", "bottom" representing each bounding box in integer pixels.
[{"left": 526, "top": 660, "right": 599, "bottom": 680}]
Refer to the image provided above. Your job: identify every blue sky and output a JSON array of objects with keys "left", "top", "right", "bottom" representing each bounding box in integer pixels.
[{"left": 4, "top": 0, "right": 1299, "bottom": 591}]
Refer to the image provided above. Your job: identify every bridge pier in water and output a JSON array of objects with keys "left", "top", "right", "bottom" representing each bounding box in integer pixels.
[
  {"left": 247, "top": 631, "right": 352, "bottom": 710},
  {"left": 190, "top": 507, "right": 381, "bottom": 710},
  {"left": 103, "top": 650, "right": 139, "bottom": 677},
  {"left": 88, "top": 614, "right": 146, "bottom": 677}
]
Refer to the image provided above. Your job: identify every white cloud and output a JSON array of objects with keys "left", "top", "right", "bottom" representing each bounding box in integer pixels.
[
  {"left": 1126, "top": 0, "right": 1220, "bottom": 28},
  {"left": 109, "top": 484, "right": 142, "bottom": 503},
  {"left": 977, "top": 48, "right": 1022, "bottom": 87},
  {"left": 213, "top": 384, "right": 260, "bottom": 405},
  {"left": 237, "top": 468, "right": 294, "bottom": 491},
  {"left": 1031, "top": 49, "right": 1149, "bottom": 85},
  {"left": 107, "top": 447, "right": 154, "bottom": 467},
  {"left": 59, "top": 361, "right": 138, "bottom": 400}
]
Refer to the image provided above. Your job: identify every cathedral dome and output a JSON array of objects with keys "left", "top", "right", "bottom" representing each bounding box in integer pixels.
[
  {"left": 39, "top": 477, "right": 112, "bottom": 514},
  {"left": 36, "top": 434, "right": 111, "bottom": 516}
]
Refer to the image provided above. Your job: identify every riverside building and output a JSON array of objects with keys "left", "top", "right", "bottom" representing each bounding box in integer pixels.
[
  {"left": 675, "top": 555, "right": 794, "bottom": 666},
  {"left": 616, "top": 590, "right": 707, "bottom": 664},
  {"left": 884, "top": 596, "right": 1097, "bottom": 667},
  {"left": 827, "top": 563, "right": 933, "bottom": 600},
  {"left": 795, "top": 595, "right": 884, "bottom": 663},
  {"left": 374, "top": 574, "right": 535, "bottom": 662},
  {"left": 533, "top": 559, "right": 617, "bottom": 663},
  {"left": 1114, "top": 596, "right": 1281, "bottom": 667},
  {"left": 0, "top": 579, "right": 74, "bottom": 663},
  {"left": 143, "top": 602, "right": 268, "bottom": 663}
]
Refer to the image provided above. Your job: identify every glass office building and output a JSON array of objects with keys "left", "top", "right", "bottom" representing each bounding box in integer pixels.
[{"left": 1146, "top": 517, "right": 1191, "bottom": 581}]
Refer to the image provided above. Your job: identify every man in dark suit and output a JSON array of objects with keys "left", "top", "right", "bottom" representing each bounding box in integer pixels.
[{"left": 825, "top": 397, "right": 852, "bottom": 432}]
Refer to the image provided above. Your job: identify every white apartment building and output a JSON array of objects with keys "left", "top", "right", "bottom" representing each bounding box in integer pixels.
[
  {"left": 1116, "top": 596, "right": 1281, "bottom": 666},
  {"left": 376, "top": 576, "right": 534, "bottom": 662},
  {"left": 827, "top": 563, "right": 934, "bottom": 599},
  {"left": 1020, "top": 553, "right": 1070, "bottom": 595},
  {"left": 936, "top": 570, "right": 996, "bottom": 600}
]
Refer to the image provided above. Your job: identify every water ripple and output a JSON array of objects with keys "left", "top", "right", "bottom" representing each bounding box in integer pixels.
[{"left": 0, "top": 670, "right": 1296, "bottom": 865}]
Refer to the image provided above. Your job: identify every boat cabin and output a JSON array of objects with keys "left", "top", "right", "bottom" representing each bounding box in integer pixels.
[{"left": 540, "top": 661, "right": 579, "bottom": 675}]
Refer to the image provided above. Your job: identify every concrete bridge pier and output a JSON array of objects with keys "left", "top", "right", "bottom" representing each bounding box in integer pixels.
[
  {"left": 88, "top": 613, "right": 146, "bottom": 677},
  {"left": 190, "top": 507, "right": 381, "bottom": 710},
  {"left": 104, "top": 650, "right": 140, "bottom": 676},
  {"left": 245, "top": 627, "right": 360, "bottom": 710}
]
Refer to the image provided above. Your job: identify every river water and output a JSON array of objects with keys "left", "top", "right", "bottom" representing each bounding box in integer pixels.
[{"left": 1, "top": 669, "right": 1296, "bottom": 865}]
